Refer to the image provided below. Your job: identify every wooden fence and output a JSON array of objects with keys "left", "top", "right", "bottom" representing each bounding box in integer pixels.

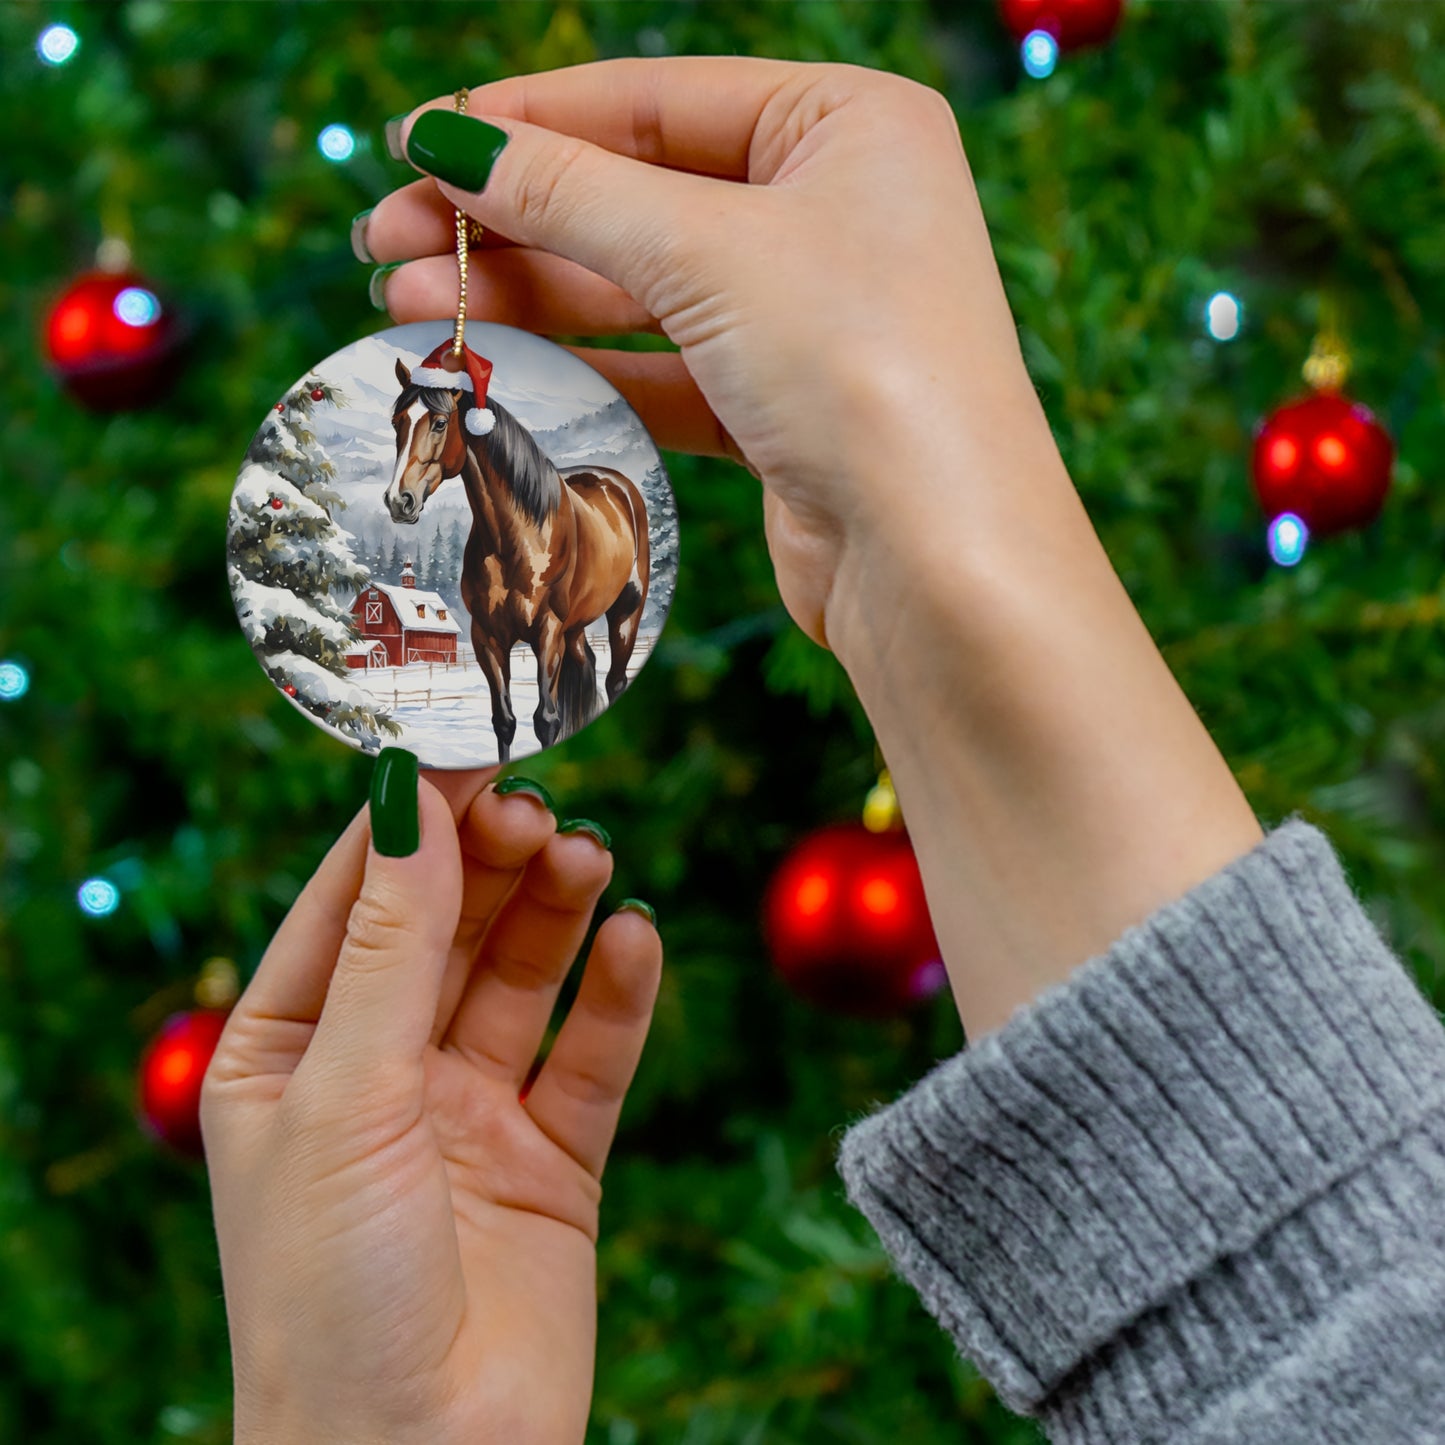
[{"left": 378, "top": 634, "right": 655, "bottom": 711}]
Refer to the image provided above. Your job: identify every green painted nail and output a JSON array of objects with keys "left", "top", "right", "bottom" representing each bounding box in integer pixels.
[
  {"left": 617, "top": 898, "right": 656, "bottom": 926},
  {"left": 558, "top": 818, "right": 612, "bottom": 850},
  {"left": 405, "top": 110, "right": 510, "bottom": 192},
  {"left": 370, "top": 748, "right": 419, "bottom": 857},
  {"left": 350, "top": 208, "right": 375, "bottom": 264},
  {"left": 493, "top": 776, "right": 556, "bottom": 813},
  {"left": 384, "top": 113, "right": 409, "bottom": 162},
  {"left": 369, "top": 261, "right": 403, "bottom": 312}
]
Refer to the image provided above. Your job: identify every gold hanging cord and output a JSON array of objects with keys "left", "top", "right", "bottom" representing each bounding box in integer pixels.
[{"left": 448, "top": 87, "right": 486, "bottom": 362}]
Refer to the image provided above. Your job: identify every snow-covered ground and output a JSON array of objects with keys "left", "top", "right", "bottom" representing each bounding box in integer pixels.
[{"left": 351, "top": 629, "right": 657, "bottom": 768}]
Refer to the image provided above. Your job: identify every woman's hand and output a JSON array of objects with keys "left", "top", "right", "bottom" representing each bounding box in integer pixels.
[
  {"left": 202, "top": 762, "right": 661, "bottom": 1445},
  {"left": 362, "top": 56, "right": 1050, "bottom": 657},
  {"left": 363, "top": 58, "right": 1262, "bottom": 1041}
]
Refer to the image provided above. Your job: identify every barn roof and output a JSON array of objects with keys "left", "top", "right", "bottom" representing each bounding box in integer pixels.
[{"left": 365, "top": 580, "right": 461, "bottom": 635}]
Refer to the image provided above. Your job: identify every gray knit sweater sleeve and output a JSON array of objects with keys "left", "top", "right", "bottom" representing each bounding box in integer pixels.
[{"left": 835, "top": 819, "right": 1445, "bottom": 1443}]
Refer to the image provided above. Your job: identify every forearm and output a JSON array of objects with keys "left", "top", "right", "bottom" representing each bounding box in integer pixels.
[{"left": 826, "top": 387, "right": 1262, "bottom": 1040}]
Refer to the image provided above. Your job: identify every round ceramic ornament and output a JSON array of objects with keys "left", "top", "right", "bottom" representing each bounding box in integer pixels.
[{"left": 226, "top": 318, "right": 677, "bottom": 767}]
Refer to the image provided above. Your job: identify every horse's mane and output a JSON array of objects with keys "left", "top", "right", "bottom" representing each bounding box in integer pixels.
[
  {"left": 474, "top": 399, "right": 562, "bottom": 527},
  {"left": 394, "top": 385, "right": 561, "bottom": 527}
]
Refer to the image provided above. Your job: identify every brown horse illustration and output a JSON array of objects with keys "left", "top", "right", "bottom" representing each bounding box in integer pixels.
[{"left": 383, "top": 359, "right": 650, "bottom": 761}]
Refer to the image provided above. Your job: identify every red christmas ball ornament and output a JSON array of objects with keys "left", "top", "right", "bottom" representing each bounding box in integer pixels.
[
  {"left": 269, "top": 496, "right": 285, "bottom": 510},
  {"left": 998, "top": 0, "right": 1124, "bottom": 49},
  {"left": 137, "top": 1009, "right": 230, "bottom": 1157},
  {"left": 282, "top": 683, "right": 298, "bottom": 697},
  {"left": 764, "top": 822, "right": 945, "bottom": 1017},
  {"left": 1251, "top": 392, "right": 1393, "bottom": 537},
  {"left": 274, "top": 401, "right": 286, "bottom": 413},
  {"left": 310, "top": 387, "right": 325, "bottom": 401},
  {"left": 44, "top": 270, "right": 181, "bottom": 411}
]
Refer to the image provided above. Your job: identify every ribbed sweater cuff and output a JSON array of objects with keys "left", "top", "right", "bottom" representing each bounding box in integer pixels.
[{"left": 835, "top": 818, "right": 1445, "bottom": 1430}]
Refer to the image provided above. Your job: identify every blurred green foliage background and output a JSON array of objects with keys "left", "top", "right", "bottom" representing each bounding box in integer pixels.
[{"left": 2, "top": 2, "right": 1443, "bottom": 1441}]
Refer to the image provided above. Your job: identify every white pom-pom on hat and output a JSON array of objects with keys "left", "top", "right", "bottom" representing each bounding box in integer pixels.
[{"left": 465, "top": 407, "right": 496, "bottom": 436}]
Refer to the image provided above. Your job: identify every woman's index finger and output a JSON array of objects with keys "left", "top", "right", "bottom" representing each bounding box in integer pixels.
[{"left": 432, "top": 55, "right": 809, "bottom": 180}]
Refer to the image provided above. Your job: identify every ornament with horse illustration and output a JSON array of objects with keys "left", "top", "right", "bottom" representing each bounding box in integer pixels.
[{"left": 383, "top": 341, "right": 650, "bottom": 761}]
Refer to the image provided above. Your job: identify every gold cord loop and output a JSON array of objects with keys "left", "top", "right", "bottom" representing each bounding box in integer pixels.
[{"left": 450, "top": 87, "right": 481, "bottom": 358}]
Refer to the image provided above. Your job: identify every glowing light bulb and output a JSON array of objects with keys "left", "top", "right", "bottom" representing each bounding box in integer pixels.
[
  {"left": 1267, "top": 512, "right": 1309, "bottom": 567},
  {"left": 318, "top": 124, "right": 356, "bottom": 162},
  {"left": 0, "top": 660, "right": 29, "bottom": 701},
  {"left": 1021, "top": 30, "right": 1059, "bottom": 79},
  {"left": 38, "top": 24, "right": 79, "bottom": 66},
  {"left": 909, "top": 959, "right": 948, "bottom": 1001},
  {"left": 78, "top": 877, "right": 121, "bottom": 917},
  {"left": 1205, "top": 291, "right": 1242, "bottom": 341},
  {"left": 114, "top": 287, "right": 161, "bottom": 327}
]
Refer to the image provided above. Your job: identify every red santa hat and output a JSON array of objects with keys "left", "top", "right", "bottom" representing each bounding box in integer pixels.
[{"left": 409, "top": 341, "right": 496, "bottom": 436}]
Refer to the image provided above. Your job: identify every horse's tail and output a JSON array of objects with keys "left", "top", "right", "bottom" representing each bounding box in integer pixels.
[{"left": 558, "top": 635, "right": 601, "bottom": 737}]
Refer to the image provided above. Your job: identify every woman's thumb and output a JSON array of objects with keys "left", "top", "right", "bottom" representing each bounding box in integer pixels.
[{"left": 302, "top": 750, "right": 463, "bottom": 1089}]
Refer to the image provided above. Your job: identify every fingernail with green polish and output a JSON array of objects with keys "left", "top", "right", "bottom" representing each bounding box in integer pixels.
[
  {"left": 405, "top": 110, "right": 510, "bottom": 192},
  {"left": 350, "top": 208, "right": 375, "bottom": 264},
  {"left": 384, "top": 113, "right": 409, "bottom": 162},
  {"left": 370, "top": 747, "right": 420, "bottom": 857},
  {"left": 369, "top": 262, "right": 404, "bottom": 311},
  {"left": 617, "top": 898, "right": 656, "bottom": 926},
  {"left": 493, "top": 775, "right": 556, "bottom": 813},
  {"left": 558, "top": 818, "right": 612, "bottom": 850}
]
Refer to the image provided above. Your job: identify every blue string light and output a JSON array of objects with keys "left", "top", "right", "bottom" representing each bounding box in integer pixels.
[
  {"left": 37, "top": 24, "right": 79, "bottom": 66},
  {"left": 1205, "top": 291, "right": 1243, "bottom": 342},
  {"left": 114, "top": 287, "right": 162, "bottom": 327},
  {"left": 1268, "top": 512, "right": 1309, "bottom": 567},
  {"left": 318, "top": 124, "right": 356, "bottom": 162},
  {"left": 0, "top": 660, "right": 29, "bottom": 701},
  {"left": 1021, "top": 30, "right": 1059, "bottom": 79},
  {"left": 78, "top": 878, "right": 121, "bottom": 918}
]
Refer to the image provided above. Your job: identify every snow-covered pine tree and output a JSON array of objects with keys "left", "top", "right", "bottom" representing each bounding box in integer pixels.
[
  {"left": 247, "top": 378, "right": 346, "bottom": 510},
  {"left": 385, "top": 537, "right": 405, "bottom": 584},
  {"left": 438, "top": 518, "right": 467, "bottom": 613},
  {"left": 228, "top": 381, "right": 398, "bottom": 748},
  {"left": 642, "top": 461, "right": 679, "bottom": 631},
  {"left": 426, "top": 523, "right": 448, "bottom": 593},
  {"left": 361, "top": 525, "right": 384, "bottom": 580},
  {"left": 445, "top": 518, "right": 466, "bottom": 578}
]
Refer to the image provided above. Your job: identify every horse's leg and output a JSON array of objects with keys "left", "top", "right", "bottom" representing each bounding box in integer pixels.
[
  {"left": 473, "top": 621, "right": 515, "bottom": 763},
  {"left": 605, "top": 589, "right": 645, "bottom": 703},
  {"left": 531, "top": 612, "right": 565, "bottom": 748}
]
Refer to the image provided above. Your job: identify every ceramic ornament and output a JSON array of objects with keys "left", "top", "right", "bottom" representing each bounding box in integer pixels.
[{"left": 226, "top": 320, "right": 678, "bottom": 768}]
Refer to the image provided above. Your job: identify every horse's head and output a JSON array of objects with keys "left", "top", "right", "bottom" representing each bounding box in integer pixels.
[{"left": 384, "top": 358, "right": 469, "bottom": 523}]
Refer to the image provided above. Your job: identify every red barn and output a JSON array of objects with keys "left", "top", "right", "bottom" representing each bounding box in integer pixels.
[{"left": 346, "top": 561, "right": 460, "bottom": 668}]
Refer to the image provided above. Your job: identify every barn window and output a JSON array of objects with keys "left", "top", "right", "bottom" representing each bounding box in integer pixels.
[
  {"left": 437, "top": 607, "right": 447, "bottom": 620},
  {"left": 369, "top": 589, "right": 378, "bottom": 600},
  {"left": 416, "top": 603, "right": 426, "bottom": 618},
  {"left": 364, "top": 601, "right": 383, "bottom": 625}
]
